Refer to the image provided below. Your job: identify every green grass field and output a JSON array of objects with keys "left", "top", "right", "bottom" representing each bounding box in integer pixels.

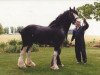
[{"left": 0, "top": 47, "right": 100, "bottom": 75}]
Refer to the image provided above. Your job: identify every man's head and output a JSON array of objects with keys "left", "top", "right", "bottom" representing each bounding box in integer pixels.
[{"left": 75, "top": 19, "right": 81, "bottom": 28}]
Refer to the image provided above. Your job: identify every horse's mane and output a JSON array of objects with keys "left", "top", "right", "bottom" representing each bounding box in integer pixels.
[{"left": 49, "top": 10, "right": 69, "bottom": 28}]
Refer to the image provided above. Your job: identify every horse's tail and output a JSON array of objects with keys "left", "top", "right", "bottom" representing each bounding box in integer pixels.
[{"left": 19, "top": 30, "right": 22, "bottom": 34}]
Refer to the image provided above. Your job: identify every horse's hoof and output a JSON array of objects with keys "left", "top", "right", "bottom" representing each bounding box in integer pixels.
[
  {"left": 60, "top": 64, "right": 64, "bottom": 67},
  {"left": 25, "top": 60, "right": 36, "bottom": 67},
  {"left": 25, "top": 62, "right": 36, "bottom": 67},
  {"left": 31, "top": 62, "right": 36, "bottom": 67},
  {"left": 17, "top": 58, "right": 26, "bottom": 69},
  {"left": 17, "top": 64, "right": 26, "bottom": 69},
  {"left": 50, "top": 66, "right": 59, "bottom": 70}
]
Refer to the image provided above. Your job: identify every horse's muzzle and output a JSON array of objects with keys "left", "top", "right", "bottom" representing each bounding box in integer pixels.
[
  {"left": 72, "top": 20, "right": 76, "bottom": 25},
  {"left": 72, "top": 18, "right": 78, "bottom": 25}
]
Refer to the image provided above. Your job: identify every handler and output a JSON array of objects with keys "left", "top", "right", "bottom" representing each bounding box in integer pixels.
[{"left": 71, "top": 18, "right": 89, "bottom": 64}]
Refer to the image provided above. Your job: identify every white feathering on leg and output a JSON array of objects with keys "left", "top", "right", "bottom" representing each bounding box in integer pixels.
[
  {"left": 25, "top": 50, "right": 36, "bottom": 67},
  {"left": 51, "top": 51, "right": 59, "bottom": 70},
  {"left": 17, "top": 47, "right": 27, "bottom": 68},
  {"left": 17, "top": 57, "right": 26, "bottom": 68},
  {"left": 25, "top": 58, "right": 36, "bottom": 67}
]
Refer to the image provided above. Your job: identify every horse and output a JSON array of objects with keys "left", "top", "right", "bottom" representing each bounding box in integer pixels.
[{"left": 17, "top": 7, "right": 78, "bottom": 70}]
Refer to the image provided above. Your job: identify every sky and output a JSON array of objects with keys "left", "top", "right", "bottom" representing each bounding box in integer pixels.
[{"left": 0, "top": 0, "right": 100, "bottom": 35}]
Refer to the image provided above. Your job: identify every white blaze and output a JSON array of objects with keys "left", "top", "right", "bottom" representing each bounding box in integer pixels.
[{"left": 73, "top": 13, "right": 78, "bottom": 19}]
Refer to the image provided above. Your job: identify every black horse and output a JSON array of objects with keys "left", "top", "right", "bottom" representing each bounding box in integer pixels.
[{"left": 17, "top": 7, "right": 78, "bottom": 70}]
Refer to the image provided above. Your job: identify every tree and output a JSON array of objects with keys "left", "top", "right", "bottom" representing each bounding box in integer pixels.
[
  {"left": 4, "top": 27, "right": 9, "bottom": 34},
  {"left": 0, "top": 24, "right": 4, "bottom": 34},
  {"left": 77, "top": 2, "right": 100, "bottom": 21},
  {"left": 94, "top": 2, "right": 100, "bottom": 20},
  {"left": 10, "top": 26, "right": 15, "bottom": 34}
]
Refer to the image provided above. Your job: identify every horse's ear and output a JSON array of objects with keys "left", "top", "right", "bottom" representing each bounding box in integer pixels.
[{"left": 73, "top": 7, "right": 75, "bottom": 10}]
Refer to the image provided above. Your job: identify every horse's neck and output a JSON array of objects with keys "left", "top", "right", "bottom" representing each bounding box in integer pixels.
[
  {"left": 49, "top": 15, "right": 72, "bottom": 34},
  {"left": 49, "top": 21, "right": 71, "bottom": 35},
  {"left": 62, "top": 22, "right": 71, "bottom": 35},
  {"left": 48, "top": 21, "right": 61, "bottom": 28}
]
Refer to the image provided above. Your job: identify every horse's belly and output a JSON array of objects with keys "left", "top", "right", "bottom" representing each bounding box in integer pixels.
[
  {"left": 32, "top": 28, "right": 65, "bottom": 45},
  {"left": 32, "top": 33, "right": 53, "bottom": 44}
]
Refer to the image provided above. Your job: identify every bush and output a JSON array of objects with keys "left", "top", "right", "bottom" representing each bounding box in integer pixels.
[
  {"left": 5, "top": 45, "right": 21, "bottom": 53},
  {"left": 8, "top": 39, "right": 18, "bottom": 45},
  {"left": 32, "top": 44, "right": 39, "bottom": 52},
  {"left": 0, "top": 39, "right": 39, "bottom": 53},
  {"left": 0, "top": 42, "right": 7, "bottom": 52},
  {"left": 17, "top": 41, "right": 22, "bottom": 45}
]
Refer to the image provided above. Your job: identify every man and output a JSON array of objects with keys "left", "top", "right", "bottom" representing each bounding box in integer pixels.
[{"left": 71, "top": 18, "right": 89, "bottom": 64}]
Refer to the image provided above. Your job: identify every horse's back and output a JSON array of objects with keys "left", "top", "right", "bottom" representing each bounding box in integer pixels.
[{"left": 20, "top": 24, "right": 56, "bottom": 36}]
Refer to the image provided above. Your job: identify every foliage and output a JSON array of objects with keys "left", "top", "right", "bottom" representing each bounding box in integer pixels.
[
  {"left": 77, "top": 2, "right": 100, "bottom": 21},
  {"left": 4, "top": 27, "right": 9, "bottom": 34},
  {"left": 94, "top": 2, "right": 100, "bottom": 20},
  {"left": 0, "top": 42, "right": 7, "bottom": 51},
  {"left": 5, "top": 45, "right": 21, "bottom": 53},
  {"left": 17, "top": 41, "right": 22, "bottom": 45},
  {"left": 0, "top": 24, "right": 4, "bottom": 34},
  {"left": 17, "top": 26, "right": 24, "bottom": 33},
  {"left": 8, "top": 39, "right": 18, "bottom": 45},
  {"left": 10, "top": 27, "right": 15, "bottom": 34},
  {"left": 3, "top": 26, "right": 24, "bottom": 34},
  {"left": 32, "top": 44, "right": 39, "bottom": 52},
  {"left": 0, "top": 39, "right": 39, "bottom": 53}
]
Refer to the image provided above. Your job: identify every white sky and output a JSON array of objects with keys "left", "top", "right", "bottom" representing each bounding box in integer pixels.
[{"left": 0, "top": 0, "right": 100, "bottom": 35}]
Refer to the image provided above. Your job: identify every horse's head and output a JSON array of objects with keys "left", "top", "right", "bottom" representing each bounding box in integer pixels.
[
  {"left": 49, "top": 7, "right": 79, "bottom": 28},
  {"left": 68, "top": 7, "right": 78, "bottom": 25}
]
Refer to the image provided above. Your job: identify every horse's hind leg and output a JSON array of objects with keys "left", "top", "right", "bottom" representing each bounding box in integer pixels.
[
  {"left": 17, "top": 46, "right": 27, "bottom": 68},
  {"left": 25, "top": 46, "right": 36, "bottom": 67}
]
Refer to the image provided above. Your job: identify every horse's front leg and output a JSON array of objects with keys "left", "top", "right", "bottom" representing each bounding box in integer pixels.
[
  {"left": 25, "top": 46, "right": 36, "bottom": 67},
  {"left": 51, "top": 51, "right": 59, "bottom": 70},
  {"left": 57, "top": 55, "right": 64, "bottom": 67},
  {"left": 51, "top": 47, "right": 64, "bottom": 70},
  {"left": 17, "top": 47, "right": 27, "bottom": 68},
  {"left": 57, "top": 49, "right": 64, "bottom": 67}
]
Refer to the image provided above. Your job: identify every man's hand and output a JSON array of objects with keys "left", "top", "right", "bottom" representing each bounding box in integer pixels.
[{"left": 83, "top": 18, "right": 86, "bottom": 23}]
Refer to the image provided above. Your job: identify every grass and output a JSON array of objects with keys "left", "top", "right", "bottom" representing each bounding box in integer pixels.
[{"left": 0, "top": 47, "right": 100, "bottom": 75}]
